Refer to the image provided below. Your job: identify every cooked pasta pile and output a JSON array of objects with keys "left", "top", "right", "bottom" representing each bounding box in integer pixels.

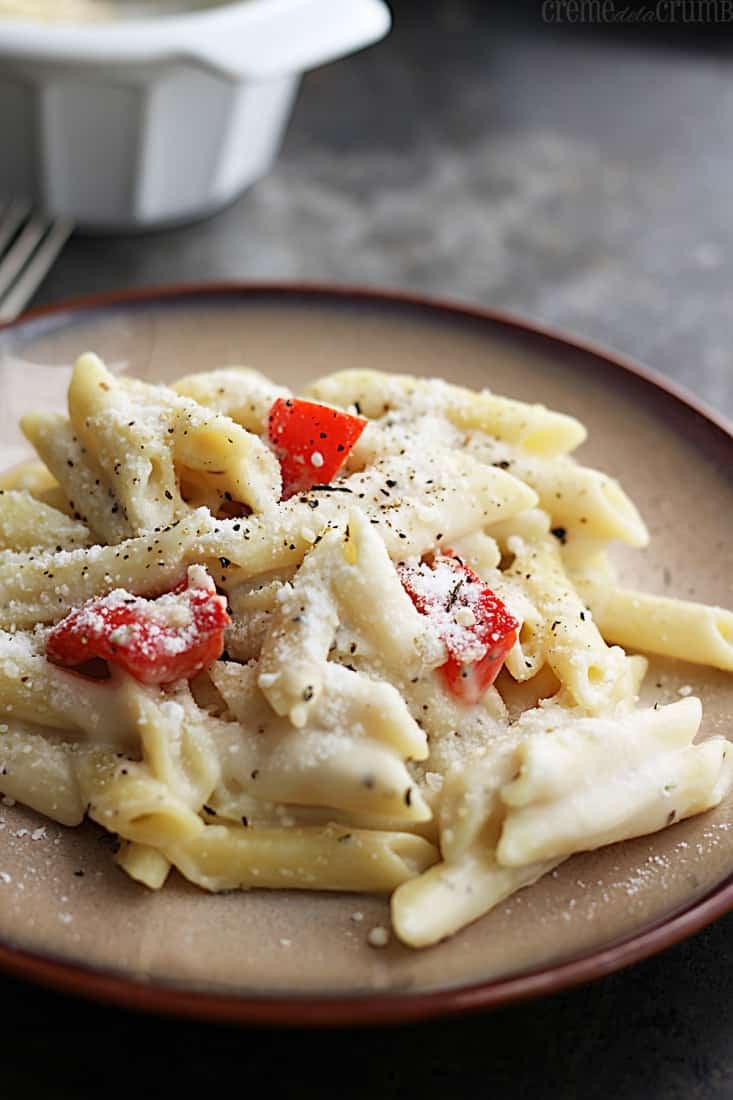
[{"left": 0, "top": 353, "right": 731, "bottom": 948}]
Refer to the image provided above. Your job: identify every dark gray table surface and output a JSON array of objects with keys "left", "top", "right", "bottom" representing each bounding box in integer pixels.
[{"left": 6, "top": 2, "right": 733, "bottom": 1096}]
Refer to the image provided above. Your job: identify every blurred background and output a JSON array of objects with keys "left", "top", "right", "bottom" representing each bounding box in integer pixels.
[
  {"left": 2, "top": 2, "right": 733, "bottom": 1097},
  {"left": 1, "top": 0, "right": 732, "bottom": 416}
]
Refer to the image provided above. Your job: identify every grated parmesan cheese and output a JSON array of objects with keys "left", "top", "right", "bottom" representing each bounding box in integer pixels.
[{"left": 367, "top": 926, "right": 390, "bottom": 948}]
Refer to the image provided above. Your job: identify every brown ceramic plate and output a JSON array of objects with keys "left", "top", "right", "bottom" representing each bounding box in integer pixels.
[{"left": 0, "top": 283, "right": 731, "bottom": 1026}]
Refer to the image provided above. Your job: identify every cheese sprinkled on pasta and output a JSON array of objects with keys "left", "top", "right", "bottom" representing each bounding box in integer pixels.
[{"left": 0, "top": 357, "right": 730, "bottom": 948}]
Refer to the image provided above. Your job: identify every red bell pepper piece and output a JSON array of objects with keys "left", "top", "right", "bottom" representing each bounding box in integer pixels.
[
  {"left": 398, "top": 553, "right": 518, "bottom": 704},
  {"left": 267, "top": 397, "right": 367, "bottom": 499},
  {"left": 46, "top": 566, "right": 230, "bottom": 685}
]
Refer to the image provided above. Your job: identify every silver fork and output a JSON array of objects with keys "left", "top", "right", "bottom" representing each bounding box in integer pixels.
[{"left": 0, "top": 200, "right": 73, "bottom": 324}]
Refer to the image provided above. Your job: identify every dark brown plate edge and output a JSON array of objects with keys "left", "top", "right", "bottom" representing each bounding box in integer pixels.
[{"left": 0, "top": 278, "right": 731, "bottom": 1028}]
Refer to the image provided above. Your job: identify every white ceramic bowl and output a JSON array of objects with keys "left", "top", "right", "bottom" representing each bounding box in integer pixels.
[{"left": 0, "top": 0, "right": 390, "bottom": 230}]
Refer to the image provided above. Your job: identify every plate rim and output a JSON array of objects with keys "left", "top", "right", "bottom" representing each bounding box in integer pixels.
[{"left": 0, "top": 279, "right": 731, "bottom": 1027}]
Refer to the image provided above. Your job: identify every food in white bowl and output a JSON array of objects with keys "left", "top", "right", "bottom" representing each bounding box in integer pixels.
[
  {"left": 0, "top": 0, "right": 390, "bottom": 229},
  {"left": 0, "top": 355, "right": 731, "bottom": 948},
  {"left": 0, "top": 1, "right": 223, "bottom": 20},
  {"left": 0, "top": 0, "right": 111, "bottom": 19}
]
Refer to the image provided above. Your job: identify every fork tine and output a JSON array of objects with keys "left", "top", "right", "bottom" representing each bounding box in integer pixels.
[
  {"left": 0, "top": 215, "right": 48, "bottom": 303},
  {"left": 0, "top": 219, "right": 73, "bottom": 324},
  {"left": 0, "top": 199, "right": 32, "bottom": 258}
]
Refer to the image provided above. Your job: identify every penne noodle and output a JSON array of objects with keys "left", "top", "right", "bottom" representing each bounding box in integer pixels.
[
  {"left": 577, "top": 584, "right": 733, "bottom": 672},
  {"left": 0, "top": 359, "right": 727, "bottom": 951},
  {"left": 167, "top": 822, "right": 438, "bottom": 893}
]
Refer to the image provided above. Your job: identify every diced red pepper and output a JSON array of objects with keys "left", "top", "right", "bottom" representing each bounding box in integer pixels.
[
  {"left": 267, "top": 397, "right": 367, "bottom": 499},
  {"left": 46, "top": 566, "right": 230, "bottom": 686},
  {"left": 398, "top": 553, "right": 519, "bottom": 704}
]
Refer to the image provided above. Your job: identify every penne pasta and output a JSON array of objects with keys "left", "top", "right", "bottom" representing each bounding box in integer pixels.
[
  {"left": 0, "top": 358, "right": 727, "bottom": 951},
  {"left": 172, "top": 367, "right": 290, "bottom": 433},
  {"left": 305, "top": 369, "right": 587, "bottom": 455},
  {"left": 577, "top": 584, "right": 733, "bottom": 672},
  {"left": 167, "top": 822, "right": 438, "bottom": 893},
  {"left": 0, "top": 490, "right": 91, "bottom": 551},
  {"left": 21, "top": 410, "right": 132, "bottom": 544},
  {"left": 392, "top": 851, "right": 558, "bottom": 949}
]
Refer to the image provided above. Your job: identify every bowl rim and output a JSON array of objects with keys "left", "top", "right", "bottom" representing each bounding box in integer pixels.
[
  {"left": 0, "top": 279, "right": 731, "bottom": 1027},
  {"left": 0, "top": 0, "right": 391, "bottom": 70},
  {"left": 0, "top": 0, "right": 255, "bottom": 56},
  {"left": 0, "top": 0, "right": 271, "bottom": 33}
]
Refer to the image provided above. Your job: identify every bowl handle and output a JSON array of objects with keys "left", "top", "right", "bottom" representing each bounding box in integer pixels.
[{"left": 185, "top": 0, "right": 391, "bottom": 80}]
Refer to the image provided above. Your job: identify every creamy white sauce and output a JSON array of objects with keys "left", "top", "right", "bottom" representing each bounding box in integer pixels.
[{"left": 0, "top": 0, "right": 233, "bottom": 23}]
